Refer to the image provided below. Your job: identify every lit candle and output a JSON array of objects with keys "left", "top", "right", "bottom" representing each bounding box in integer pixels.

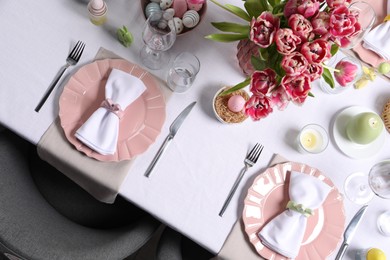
[{"left": 298, "top": 124, "right": 329, "bottom": 153}]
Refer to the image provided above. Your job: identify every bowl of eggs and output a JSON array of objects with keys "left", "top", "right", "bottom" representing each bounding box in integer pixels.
[
  {"left": 213, "top": 87, "right": 250, "bottom": 124},
  {"left": 141, "top": 0, "right": 207, "bottom": 35}
]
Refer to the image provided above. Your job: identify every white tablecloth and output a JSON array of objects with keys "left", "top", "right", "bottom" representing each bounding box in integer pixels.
[{"left": 1, "top": 0, "right": 390, "bottom": 259}]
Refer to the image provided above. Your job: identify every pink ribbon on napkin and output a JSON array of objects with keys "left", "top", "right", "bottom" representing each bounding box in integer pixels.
[{"left": 100, "top": 98, "right": 124, "bottom": 119}]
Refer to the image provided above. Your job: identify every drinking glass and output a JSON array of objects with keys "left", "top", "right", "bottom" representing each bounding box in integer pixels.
[
  {"left": 140, "top": 11, "right": 176, "bottom": 70},
  {"left": 167, "top": 52, "right": 200, "bottom": 93},
  {"left": 341, "top": 1, "right": 376, "bottom": 50},
  {"left": 319, "top": 55, "right": 362, "bottom": 94},
  {"left": 344, "top": 160, "right": 390, "bottom": 236}
]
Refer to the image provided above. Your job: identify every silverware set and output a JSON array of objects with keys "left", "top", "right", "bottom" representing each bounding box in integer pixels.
[
  {"left": 219, "top": 143, "right": 264, "bottom": 217},
  {"left": 35, "top": 40, "right": 85, "bottom": 112}
]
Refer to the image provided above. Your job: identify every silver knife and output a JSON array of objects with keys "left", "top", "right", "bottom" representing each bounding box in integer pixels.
[
  {"left": 144, "top": 101, "right": 197, "bottom": 178},
  {"left": 335, "top": 204, "right": 368, "bottom": 260}
]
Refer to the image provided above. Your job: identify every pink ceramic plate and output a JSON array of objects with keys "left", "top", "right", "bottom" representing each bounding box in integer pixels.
[
  {"left": 242, "top": 162, "right": 345, "bottom": 260},
  {"left": 59, "top": 59, "right": 166, "bottom": 161}
]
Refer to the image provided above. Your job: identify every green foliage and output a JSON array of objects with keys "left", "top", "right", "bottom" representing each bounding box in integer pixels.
[
  {"left": 244, "top": 0, "right": 271, "bottom": 19},
  {"left": 322, "top": 67, "right": 335, "bottom": 88},
  {"left": 220, "top": 78, "right": 251, "bottom": 95},
  {"left": 205, "top": 33, "right": 249, "bottom": 42},
  {"left": 211, "top": 22, "right": 250, "bottom": 34}
]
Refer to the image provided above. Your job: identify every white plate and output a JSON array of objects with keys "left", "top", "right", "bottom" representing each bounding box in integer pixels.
[{"left": 332, "top": 106, "right": 385, "bottom": 159}]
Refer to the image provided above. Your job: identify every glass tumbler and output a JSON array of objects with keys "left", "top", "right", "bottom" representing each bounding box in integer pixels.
[{"left": 167, "top": 52, "right": 200, "bottom": 93}]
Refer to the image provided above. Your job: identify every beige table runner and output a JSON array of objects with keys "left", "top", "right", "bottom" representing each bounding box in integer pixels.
[
  {"left": 214, "top": 154, "right": 287, "bottom": 260},
  {"left": 37, "top": 48, "right": 171, "bottom": 203}
]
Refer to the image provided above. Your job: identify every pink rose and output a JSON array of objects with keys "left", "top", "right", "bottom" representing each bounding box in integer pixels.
[
  {"left": 301, "top": 39, "right": 331, "bottom": 64},
  {"left": 281, "top": 52, "right": 309, "bottom": 76},
  {"left": 307, "top": 63, "right": 323, "bottom": 81},
  {"left": 329, "top": 6, "right": 358, "bottom": 39},
  {"left": 244, "top": 96, "right": 273, "bottom": 121},
  {"left": 288, "top": 14, "right": 314, "bottom": 41},
  {"left": 334, "top": 60, "right": 359, "bottom": 86},
  {"left": 311, "top": 12, "right": 330, "bottom": 35},
  {"left": 250, "top": 69, "right": 277, "bottom": 96},
  {"left": 250, "top": 12, "right": 280, "bottom": 48},
  {"left": 281, "top": 74, "right": 311, "bottom": 104},
  {"left": 275, "top": 28, "right": 302, "bottom": 55}
]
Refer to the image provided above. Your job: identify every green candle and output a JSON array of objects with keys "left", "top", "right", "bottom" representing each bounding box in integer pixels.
[{"left": 346, "top": 112, "right": 384, "bottom": 145}]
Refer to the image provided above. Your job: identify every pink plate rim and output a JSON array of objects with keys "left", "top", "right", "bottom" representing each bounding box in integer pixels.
[
  {"left": 58, "top": 58, "right": 166, "bottom": 162},
  {"left": 242, "top": 161, "right": 345, "bottom": 260}
]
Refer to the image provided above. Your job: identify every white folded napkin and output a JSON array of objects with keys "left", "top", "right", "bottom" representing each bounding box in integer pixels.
[
  {"left": 258, "top": 171, "right": 332, "bottom": 259},
  {"left": 75, "top": 68, "right": 146, "bottom": 155},
  {"left": 363, "top": 20, "right": 390, "bottom": 60}
]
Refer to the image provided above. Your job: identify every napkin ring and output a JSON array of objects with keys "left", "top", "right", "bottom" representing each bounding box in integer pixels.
[
  {"left": 286, "top": 201, "right": 313, "bottom": 217},
  {"left": 101, "top": 98, "right": 124, "bottom": 119}
]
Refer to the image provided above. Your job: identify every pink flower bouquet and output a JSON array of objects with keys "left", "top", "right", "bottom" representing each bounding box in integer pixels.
[{"left": 206, "top": 0, "right": 364, "bottom": 121}]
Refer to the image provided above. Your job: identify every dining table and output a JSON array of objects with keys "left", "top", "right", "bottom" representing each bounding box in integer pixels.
[{"left": 1, "top": 0, "right": 390, "bottom": 259}]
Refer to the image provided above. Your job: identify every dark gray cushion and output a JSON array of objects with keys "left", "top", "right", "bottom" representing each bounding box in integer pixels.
[
  {"left": 0, "top": 130, "right": 160, "bottom": 260},
  {"left": 156, "top": 227, "right": 214, "bottom": 260}
]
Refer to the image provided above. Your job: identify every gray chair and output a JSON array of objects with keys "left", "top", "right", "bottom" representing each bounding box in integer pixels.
[
  {"left": 0, "top": 130, "right": 160, "bottom": 260},
  {"left": 156, "top": 227, "right": 214, "bottom": 260}
]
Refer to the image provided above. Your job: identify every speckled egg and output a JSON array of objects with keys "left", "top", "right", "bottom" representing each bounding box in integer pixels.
[
  {"left": 172, "top": 0, "right": 187, "bottom": 18},
  {"left": 187, "top": 2, "right": 202, "bottom": 11},
  {"left": 163, "top": 8, "right": 175, "bottom": 20},
  {"left": 182, "top": 10, "right": 199, "bottom": 28},
  {"left": 160, "top": 0, "right": 173, "bottom": 10},
  {"left": 227, "top": 95, "right": 246, "bottom": 112},
  {"left": 145, "top": 2, "right": 161, "bottom": 18},
  {"left": 168, "top": 17, "right": 184, "bottom": 34}
]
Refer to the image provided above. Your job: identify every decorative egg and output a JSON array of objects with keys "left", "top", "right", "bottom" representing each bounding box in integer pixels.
[
  {"left": 227, "top": 95, "right": 246, "bottom": 112},
  {"left": 187, "top": 2, "right": 203, "bottom": 11},
  {"left": 172, "top": 0, "right": 187, "bottom": 18},
  {"left": 150, "top": 0, "right": 160, "bottom": 2},
  {"left": 182, "top": 10, "right": 199, "bottom": 28},
  {"left": 160, "top": 0, "right": 173, "bottom": 10},
  {"left": 168, "top": 17, "right": 184, "bottom": 34},
  {"left": 145, "top": 2, "right": 161, "bottom": 18},
  {"left": 158, "top": 19, "right": 168, "bottom": 29},
  {"left": 163, "top": 8, "right": 175, "bottom": 20}
]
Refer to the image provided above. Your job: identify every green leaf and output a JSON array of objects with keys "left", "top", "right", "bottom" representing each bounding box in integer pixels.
[
  {"left": 308, "top": 92, "right": 315, "bottom": 97},
  {"left": 244, "top": 0, "right": 271, "bottom": 18},
  {"left": 259, "top": 48, "right": 268, "bottom": 61},
  {"left": 330, "top": 44, "right": 339, "bottom": 56},
  {"left": 251, "top": 55, "right": 267, "bottom": 70},
  {"left": 209, "top": 0, "right": 251, "bottom": 22},
  {"left": 225, "top": 4, "right": 251, "bottom": 21},
  {"left": 211, "top": 22, "right": 250, "bottom": 35},
  {"left": 205, "top": 33, "right": 249, "bottom": 42},
  {"left": 322, "top": 67, "right": 335, "bottom": 89},
  {"left": 220, "top": 78, "right": 251, "bottom": 95}
]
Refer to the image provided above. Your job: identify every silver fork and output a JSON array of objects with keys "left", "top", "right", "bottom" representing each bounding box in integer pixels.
[
  {"left": 35, "top": 40, "right": 86, "bottom": 112},
  {"left": 219, "top": 143, "right": 264, "bottom": 217}
]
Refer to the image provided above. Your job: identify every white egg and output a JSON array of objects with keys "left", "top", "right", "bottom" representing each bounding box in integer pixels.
[
  {"left": 158, "top": 19, "right": 168, "bottom": 29},
  {"left": 168, "top": 17, "right": 183, "bottom": 34},
  {"left": 182, "top": 10, "right": 199, "bottom": 28},
  {"left": 163, "top": 8, "right": 175, "bottom": 20},
  {"left": 160, "top": 0, "right": 173, "bottom": 10},
  {"left": 150, "top": 0, "right": 160, "bottom": 2}
]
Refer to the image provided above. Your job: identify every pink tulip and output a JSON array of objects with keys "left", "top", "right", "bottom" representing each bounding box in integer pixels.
[
  {"left": 281, "top": 52, "right": 309, "bottom": 76},
  {"left": 301, "top": 39, "right": 331, "bottom": 64},
  {"left": 326, "top": 0, "right": 352, "bottom": 8},
  {"left": 307, "top": 63, "right": 323, "bottom": 81},
  {"left": 270, "top": 86, "right": 290, "bottom": 110},
  {"left": 250, "top": 12, "right": 280, "bottom": 48},
  {"left": 275, "top": 28, "right": 302, "bottom": 55},
  {"left": 281, "top": 74, "right": 312, "bottom": 104},
  {"left": 311, "top": 12, "right": 330, "bottom": 35},
  {"left": 284, "top": 0, "right": 320, "bottom": 19},
  {"left": 288, "top": 14, "right": 313, "bottom": 41},
  {"left": 187, "top": 0, "right": 205, "bottom": 4},
  {"left": 245, "top": 96, "right": 273, "bottom": 121},
  {"left": 329, "top": 6, "right": 358, "bottom": 39},
  {"left": 334, "top": 60, "right": 359, "bottom": 86},
  {"left": 250, "top": 69, "right": 277, "bottom": 97}
]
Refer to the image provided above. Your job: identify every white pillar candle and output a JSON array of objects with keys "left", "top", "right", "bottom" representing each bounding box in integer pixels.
[{"left": 298, "top": 124, "right": 329, "bottom": 153}]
